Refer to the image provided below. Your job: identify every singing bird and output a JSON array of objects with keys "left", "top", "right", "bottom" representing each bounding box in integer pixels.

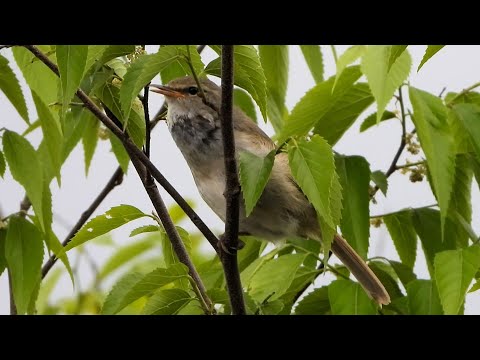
[{"left": 150, "top": 76, "right": 390, "bottom": 305}]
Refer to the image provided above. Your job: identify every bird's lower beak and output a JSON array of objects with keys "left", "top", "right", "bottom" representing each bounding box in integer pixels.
[{"left": 149, "top": 84, "right": 185, "bottom": 98}]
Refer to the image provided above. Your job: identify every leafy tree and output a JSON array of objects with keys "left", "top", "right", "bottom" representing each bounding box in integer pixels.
[{"left": 0, "top": 44, "right": 479, "bottom": 315}]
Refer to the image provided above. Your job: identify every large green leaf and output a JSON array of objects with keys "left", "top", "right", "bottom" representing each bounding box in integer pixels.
[
  {"left": 453, "top": 103, "right": 480, "bottom": 161},
  {"left": 370, "top": 170, "right": 388, "bottom": 196},
  {"left": 328, "top": 279, "right": 377, "bottom": 315},
  {"left": 205, "top": 45, "right": 267, "bottom": 120},
  {"left": 294, "top": 286, "right": 330, "bottom": 315},
  {"left": 299, "top": 45, "right": 324, "bottom": 83},
  {"left": 361, "top": 46, "right": 411, "bottom": 123},
  {"left": 417, "top": 45, "right": 445, "bottom": 72},
  {"left": 62, "top": 108, "right": 88, "bottom": 162},
  {"left": 333, "top": 45, "right": 366, "bottom": 90},
  {"left": 387, "top": 45, "right": 408, "bottom": 71},
  {"left": 369, "top": 261, "right": 404, "bottom": 301},
  {"left": 248, "top": 253, "right": 307, "bottom": 303},
  {"left": 2, "top": 131, "right": 48, "bottom": 232},
  {"left": 359, "top": 110, "right": 397, "bottom": 133},
  {"left": 389, "top": 260, "right": 417, "bottom": 288},
  {"left": 83, "top": 45, "right": 108, "bottom": 76},
  {"left": 407, "top": 280, "right": 443, "bottom": 315},
  {"left": 383, "top": 211, "right": 417, "bottom": 268},
  {"left": 233, "top": 88, "right": 257, "bottom": 123},
  {"left": 0, "top": 150, "right": 6, "bottom": 178},
  {"left": 159, "top": 45, "right": 204, "bottom": 84},
  {"left": 102, "top": 263, "right": 189, "bottom": 314},
  {"left": 0, "top": 230, "right": 6, "bottom": 276},
  {"left": 109, "top": 130, "right": 129, "bottom": 173},
  {"left": 81, "top": 110, "right": 99, "bottom": 176},
  {"left": 409, "top": 87, "right": 456, "bottom": 234},
  {"left": 56, "top": 45, "right": 88, "bottom": 120},
  {"left": 142, "top": 289, "right": 193, "bottom": 315},
  {"left": 0, "top": 54, "right": 29, "bottom": 123},
  {"left": 335, "top": 155, "right": 370, "bottom": 259},
  {"left": 5, "top": 217, "right": 44, "bottom": 314},
  {"left": 63, "top": 205, "right": 148, "bottom": 253},
  {"left": 36, "top": 268, "right": 63, "bottom": 314},
  {"left": 98, "top": 45, "right": 136, "bottom": 68},
  {"left": 238, "top": 150, "right": 275, "bottom": 216},
  {"left": 278, "top": 66, "right": 363, "bottom": 143},
  {"left": 434, "top": 246, "right": 480, "bottom": 315}
]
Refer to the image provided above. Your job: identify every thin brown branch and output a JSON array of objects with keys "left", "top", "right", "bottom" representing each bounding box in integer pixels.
[{"left": 219, "top": 45, "right": 246, "bottom": 315}]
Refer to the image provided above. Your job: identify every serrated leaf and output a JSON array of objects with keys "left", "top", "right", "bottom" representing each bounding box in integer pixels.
[
  {"left": 407, "top": 280, "right": 443, "bottom": 314},
  {"left": 335, "top": 155, "right": 370, "bottom": 259},
  {"left": 360, "top": 110, "right": 397, "bottom": 133},
  {"left": 205, "top": 45, "right": 267, "bottom": 120},
  {"left": 120, "top": 46, "right": 181, "bottom": 122},
  {"left": 101, "top": 272, "right": 144, "bottom": 314},
  {"left": 248, "top": 253, "right": 307, "bottom": 302},
  {"left": 83, "top": 45, "right": 108, "bottom": 76},
  {"left": 294, "top": 286, "right": 330, "bottom": 315},
  {"left": 0, "top": 230, "right": 6, "bottom": 276},
  {"left": 2, "top": 131, "right": 48, "bottom": 233},
  {"left": 142, "top": 289, "right": 193, "bottom": 315},
  {"left": 328, "top": 279, "right": 377, "bottom": 315},
  {"left": 234, "top": 88, "right": 257, "bottom": 123},
  {"left": 453, "top": 103, "right": 480, "bottom": 161},
  {"left": 62, "top": 108, "right": 88, "bottom": 162},
  {"left": 159, "top": 45, "right": 204, "bottom": 84},
  {"left": 278, "top": 66, "right": 364, "bottom": 143},
  {"left": 370, "top": 170, "right": 388, "bottom": 196},
  {"left": 299, "top": 45, "right": 324, "bottom": 83},
  {"left": 369, "top": 261, "right": 404, "bottom": 300},
  {"left": 383, "top": 211, "right": 417, "bottom": 268},
  {"left": 56, "top": 45, "right": 88, "bottom": 120},
  {"left": 434, "top": 246, "right": 480, "bottom": 314},
  {"left": 0, "top": 54, "right": 29, "bottom": 123},
  {"left": 5, "top": 217, "right": 44, "bottom": 314},
  {"left": 237, "top": 236, "right": 263, "bottom": 272},
  {"left": 389, "top": 260, "right": 417, "bottom": 287},
  {"left": 361, "top": 46, "right": 411, "bottom": 123},
  {"left": 469, "top": 280, "right": 480, "bottom": 293},
  {"left": 109, "top": 130, "right": 129, "bottom": 173},
  {"left": 63, "top": 205, "right": 148, "bottom": 253},
  {"left": 240, "top": 246, "right": 282, "bottom": 287},
  {"left": 417, "top": 45, "right": 445, "bottom": 72},
  {"left": 238, "top": 150, "right": 275, "bottom": 216},
  {"left": 333, "top": 45, "right": 366, "bottom": 90},
  {"left": 130, "top": 225, "right": 160, "bottom": 237},
  {"left": 98, "top": 45, "right": 136, "bottom": 67},
  {"left": 387, "top": 45, "right": 408, "bottom": 71},
  {"left": 409, "top": 87, "right": 456, "bottom": 235},
  {"left": 0, "top": 150, "right": 6, "bottom": 178},
  {"left": 81, "top": 110, "right": 99, "bottom": 176}
]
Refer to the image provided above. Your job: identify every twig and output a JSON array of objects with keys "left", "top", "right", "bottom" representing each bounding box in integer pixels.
[
  {"left": 447, "top": 81, "right": 480, "bottom": 106},
  {"left": 330, "top": 45, "right": 338, "bottom": 64},
  {"left": 185, "top": 45, "right": 207, "bottom": 101},
  {"left": 370, "top": 203, "right": 438, "bottom": 219},
  {"left": 219, "top": 45, "right": 246, "bottom": 315},
  {"left": 395, "top": 160, "right": 425, "bottom": 170}
]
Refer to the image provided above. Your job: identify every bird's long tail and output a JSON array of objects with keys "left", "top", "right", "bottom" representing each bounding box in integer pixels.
[{"left": 331, "top": 234, "right": 390, "bottom": 305}]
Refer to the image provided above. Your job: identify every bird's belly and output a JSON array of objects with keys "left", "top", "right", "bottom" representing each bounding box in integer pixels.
[{"left": 194, "top": 171, "right": 227, "bottom": 223}]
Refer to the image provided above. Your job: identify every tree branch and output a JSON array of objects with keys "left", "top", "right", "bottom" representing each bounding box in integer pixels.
[{"left": 219, "top": 45, "right": 246, "bottom": 315}]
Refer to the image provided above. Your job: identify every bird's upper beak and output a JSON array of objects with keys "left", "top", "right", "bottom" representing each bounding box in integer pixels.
[{"left": 149, "top": 84, "right": 185, "bottom": 98}]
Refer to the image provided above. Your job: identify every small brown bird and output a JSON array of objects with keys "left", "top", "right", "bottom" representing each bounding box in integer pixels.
[{"left": 151, "top": 76, "right": 390, "bottom": 305}]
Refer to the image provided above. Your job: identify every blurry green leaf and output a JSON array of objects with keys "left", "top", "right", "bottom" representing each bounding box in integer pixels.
[
  {"left": 360, "top": 110, "right": 397, "bottom": 132},
  {"left": 101, "top": 272, "right": 144, "bottom": 314},
  {"left": 389, "top": 260, "right": 417, "bottom": 287},
  {"left": 361, "top": 46, "right": 411, "bottom": 123},
  {"left": 328, "top": 279, "right": 377, "bottom": 315},
  {"left": 370, "top": 170, "right": 388, "bottom": 196},
  {"left": 0, "top": 54, "right": 29, "bottom": 123},
  {"left": 5, "top": 217, "right": 44, "bottom": 314},
  {"left": 36, "top": 268, "right": 63, "bottom": 314},
  {"left": 0, "top": 150, "right": 6, "bottom": 178},
  {"left": 294, "top": 286, "right": 330, "bottom": 315},
  {"left": 239, "top": 150, "right": 275, "bottom": 216},
  {"left": 106, "top": 58, "right": 127, "bottom": 78},
  {"left": 453, "top": 104, "right": 480, "bottom": 161},
  {"left": 0, "top": 230, "right": 6, "bottom": 276},
  {"left": 142, "top": 289, "right": 193, "bottom": 315},
  {"left": 130, "top": 225, "right": 160, "bottom": 237},
  {"left": 63, "top": 205, "right": 148, "bottom": 253},
  {"left": 109, "top": 130, "right": 129, "bottom": 173},
  {"left": 234, "top": 88, "right": 257, "bottom": 123},
  {"left": 335, "top": 155, "right": 370, "bottom": 259},
  {"left": 81, "top": 111, "right": 99, "bottom": 176},
  {"left": 299, "top": 45, "right": 324, "bottom": 83},
  {"left": 417, "top": 45, "right": 445, "bottom": 72},
  {"left": 434, "top": 246, "right": 480, "bottom": 314},
  {"left": 334, "top": 45, "right": 366, "bottom": 90},
  {"left": 260, "top": 300, "right": 285, "bottom": 315},
  {"left": 407, "top": 280, "right": 443, "bottom": 314},
  {"left": 383, "top": 211, "right": 417, "bottom": 268}
]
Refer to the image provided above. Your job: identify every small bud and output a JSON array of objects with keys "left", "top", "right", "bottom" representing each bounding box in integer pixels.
[{"left": 370, "top": 218, "right": 383, "bottom": 228}]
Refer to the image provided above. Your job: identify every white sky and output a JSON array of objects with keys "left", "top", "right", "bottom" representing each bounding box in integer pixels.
[{"left": 0, "top": 45, "right": 479, "bottom": 314}]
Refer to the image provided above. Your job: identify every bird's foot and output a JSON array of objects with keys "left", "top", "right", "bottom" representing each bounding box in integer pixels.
[{"left": 218, "top": 233, "right": 246, "bottom": 256}]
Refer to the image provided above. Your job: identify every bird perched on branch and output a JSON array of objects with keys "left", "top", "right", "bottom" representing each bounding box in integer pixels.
[{"left": 150, "top": 76, "right": 390, "bottom": 305}]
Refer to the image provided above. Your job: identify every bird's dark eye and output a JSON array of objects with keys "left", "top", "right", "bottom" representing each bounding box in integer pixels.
[{"left": 188, "top": 86, "right": 198, "bottom": 95}]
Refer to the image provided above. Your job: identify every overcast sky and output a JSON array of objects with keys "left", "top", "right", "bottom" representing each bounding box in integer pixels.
[{"left": 1, "top": 45, "right": 479, "bottom": 314}]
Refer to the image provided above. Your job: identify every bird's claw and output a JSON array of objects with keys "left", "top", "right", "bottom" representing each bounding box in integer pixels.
[{"left": 218, "top": 234, "right": 245, "bottom": 256}]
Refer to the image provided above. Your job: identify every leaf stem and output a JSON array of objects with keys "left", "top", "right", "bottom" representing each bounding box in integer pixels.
[
  {"left": 447, "top": 81, "right": 480, "bottom": 106},
  {"left": 330, "top": 45, "right": 338, "bottom": 64},
  {"left": 370, "top": 203, "right": 438, "bottom": 219},
  {"left": 395, "top": 160, "right": 426, "bottom": 170}
]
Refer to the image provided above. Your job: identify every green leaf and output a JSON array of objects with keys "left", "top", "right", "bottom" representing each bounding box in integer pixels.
[
  {"left": 409, "top": 87, "right": 456, "bottom": 234},
  {"left": 383, "top": 211, "right": 417, "bottom": 268},
  {"left": 109, "top": 130, "right": 129, "bottom": 173},
  {"left": 361, "top": 46, "right": 411, "bottom": 123},
  {"left": 205, "top": 45, "right": 267, "bottom": 120},
  {"left": 83, "top": 45, "right": 108, "bottom": 76},
  {"left": 299, "top": 45, "right": 324, "bottom": 83},
  {"left": 260, "top": 45, "right": 289, "bottom": 131},
  {"left": 294, "top": 286, "right": 330, "bottom": 315},
  {"left": 407, "top": 280, "right": 443, "bottom": 315},
  {"left": 328, "top": 279, "right": 377, "bottom": 315},
  {"left": 434, "top": 246, "right": 480, "bottom": 314},
  {"left": 333, "top": 45, "right": 366, "bottom": 90},
  {"left": 335, "top": 155, "right": 370, "bottom": 259},
  {"left": 238, "top": 150, "right": 275, "bottom": 216},
  {"left": 0, "top": 150, "right": 6, "bottom": 178},
  {"left": 260, "top": 300, "right": 285, "bottom": 315},
  {"left": 120, "top": 46, "right": 181, "bottom": 122},
  {"left": 36, "top": 268, "right": 63, "bottom": 314},
  {"left": 359, "top": 110, "right": 397, "bottom": 133},
  {"left": 159, "top": 45, "right": 204, "bottom": 84},
  {"left": 142, "top": 289, "right": 193, "bottom": 315},
  {"left": 248, "top": 253, "right": 307, "bottom": 303},
  {"left": 0, "top": 54, "right": 29, "bottom": 123},
  {"left": 0, "top": 230, "right": 6, "bottom": 276},
  {"left": 369, "top": 261, "right": 404, "bottom": 300},
  {"left": 387, "top": 45, "right": 408, "bottom": 71},
  {"left": 237, "top": 236, "right": 263, "bottom": 272},
  {"left": 2, "top": 131, "right": 48, "bottom": 233},
  {"left": 56, "top": 45, "right": 88, "bottom": 119},
  {"left": 98, "top": 45, "right": 136, "bottom": 68},
  {"left": 63, "top": 205, "right": 148, "bottom": 253},
  {"left": 101, "top": 272, "right": 144, "bottom": 314},
  {"left": 389, "top": 260, "right": 417, "bottom": 287},
  {"left": 130, "top": 225, "right": 160, "bottom": 237},
  {"left": 469, "top": 280, "right": 480, "bottom": 293},
  {"left": 453, "top": 103, "right": 480, "bottom": 161},
  {"left": 278, "top": 66, "right": 364, "bottom": 143},
  {"left": 62, "top": 109, "right": 87, "bottom": 162},
  {"left": 5, "top": 217, "right": 44, "bottom": 314},
  {"left": 81, "top": 110, "right": 99, "bottom": 176},
  {"left": 370, "top": 170, "right": 388, "bottom": 196},
  {"left": 233, "top": 88, "right": 257, "bottom": 123},
  {"left": 97, "top": 237, "right": 157, "bottom": 281},
  {"left": 417, "top": 45, "right": 445, "bottom": 72}
]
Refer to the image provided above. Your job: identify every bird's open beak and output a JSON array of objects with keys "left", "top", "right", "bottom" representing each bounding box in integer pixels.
[{"left": 149, "top": 84, "right": 185, "bottom": 98}]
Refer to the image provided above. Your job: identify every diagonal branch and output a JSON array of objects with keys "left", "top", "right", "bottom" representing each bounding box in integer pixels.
[{"left": 219, "top": 45, "right": 246, "bottom": 315}]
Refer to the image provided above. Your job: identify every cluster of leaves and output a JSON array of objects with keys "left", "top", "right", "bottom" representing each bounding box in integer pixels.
[{"left": 1, "top": 45, "right": 480, "bottom": 315}]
